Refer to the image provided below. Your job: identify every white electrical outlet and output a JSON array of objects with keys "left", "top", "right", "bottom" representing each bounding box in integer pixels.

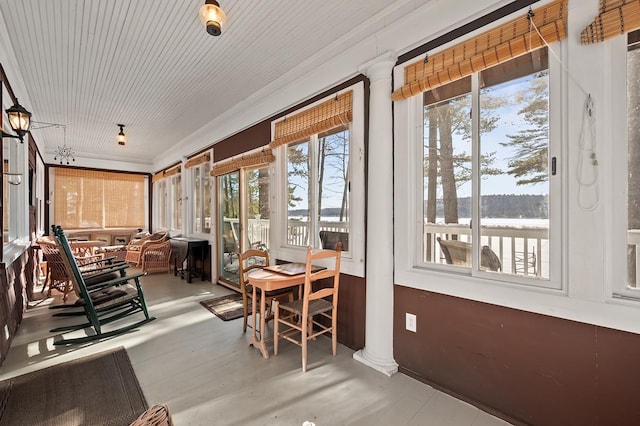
[{"left": 405, "top": 313, "right": 417, "bottom": 332}]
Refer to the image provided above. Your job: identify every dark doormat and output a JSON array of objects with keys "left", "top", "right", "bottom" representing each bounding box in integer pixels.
[
  {"left": 200, "top": 293, "right": 244, "bottom": 321},
  {"left": 0, "top": 347, "right": 147, "bottom": 426}
]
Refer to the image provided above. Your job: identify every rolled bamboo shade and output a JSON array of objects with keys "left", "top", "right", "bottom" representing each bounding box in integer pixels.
[
  {"left": 392, "top": 0, "right": 567, "bottom": 102},
  {"left": 163, "top": 165, "right": 181, "bottom": 178},
  {"left": 152, "top": 163, "right": 181, "bottom": 183},
  {"left": 210, "top": 148, "right": 275, "bottom": 177},
  {"left": 53, "top": 168, "right": 145, "bottom": 229},
  {"left": 581, "top": 0, "right": 640, "bottom": 44},
  {"left": 185, "top": 151, "right": 211, "bottom": 169},
  {"left": 270, "top": 91, "right": 353, "bottom": 148}
]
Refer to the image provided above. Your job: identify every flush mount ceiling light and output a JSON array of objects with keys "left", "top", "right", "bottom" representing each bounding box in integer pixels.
[
  {"left": 117, "top": 124, "right": 126, "bottom": 146},
  {"left": 199, "top": 0, "right": 227, "bottom": 36}
]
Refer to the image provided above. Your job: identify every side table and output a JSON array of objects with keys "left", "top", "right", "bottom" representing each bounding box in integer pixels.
[{"left": 170, "top": 237, "right": 207, "bottom": 283}]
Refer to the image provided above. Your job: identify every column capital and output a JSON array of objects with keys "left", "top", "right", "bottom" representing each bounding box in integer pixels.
[{"left": 358, "top": 51, "right": 397, "bottom": 81}]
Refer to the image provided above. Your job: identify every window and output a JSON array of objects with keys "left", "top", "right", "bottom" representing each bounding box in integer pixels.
[
  {"left": 212, "top": 149, "right": 273, "bottom": 287},
  {"left": 418, "top": 48, "right": 556, "bottom": 287},
  {"left": 155, "top": 179, "right": 167, "bottom": 229},
  {"left": 192, "top": 162, "right": 211, "bottom": 234},
  {"left": 53, "top": 168, "right": 146, "bottom": 229},
  {"left": 172, "top": 174, "right": 182, "bottom": 231},
  {"left": 286, "top": 127, "right": 350, "bottom": 249},
  {"left": 626, "top": 30, "right": 640, "bottom": 295},
  {"left": 270, "top": 84, "right": 365, "bottom": 277},
  {"left": 153, "top": 166, "right": 181, "bottom": 232}
]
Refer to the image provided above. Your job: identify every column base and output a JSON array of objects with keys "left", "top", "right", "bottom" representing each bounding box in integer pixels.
[{"left": 353, "top": 349, "right": 398, "bottom": 377}]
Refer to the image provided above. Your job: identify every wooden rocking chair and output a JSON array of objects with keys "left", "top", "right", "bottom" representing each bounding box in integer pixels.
[{"left": 50, "top": 225, "right": 156, "bottom": 345}]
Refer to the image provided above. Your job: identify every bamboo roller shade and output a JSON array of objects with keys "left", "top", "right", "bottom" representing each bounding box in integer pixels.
[
  {"left": 581, "top": 0, "right": 640, "bottom": 44},
  {"left": 152, "top": 164, "right": 181, "bottom": 183},
  {"left": 53, "top": 168, "right": 145, "bottom": 228},
  {"left": 210, "top": 148, "right": 275, "bottom": 177},
  {"left": 392, "top": 0, "right": 567, "bottom": 102},
  {"left": 270, "top": 91, "right": 353, "bottom": 148},
  {"left": 185, "top": 151, "right": 211, "bottom": 169}
]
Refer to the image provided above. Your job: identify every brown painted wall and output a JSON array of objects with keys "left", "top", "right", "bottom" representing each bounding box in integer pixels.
[
  {"left": 0, "top": 252, "right": 29, "bottom": 366},
  {"left": 393, "top": 285, "right": 640, "bottom": 426},
  {"left": 334, "top": 273, "right": 365, "bottom": 350}
]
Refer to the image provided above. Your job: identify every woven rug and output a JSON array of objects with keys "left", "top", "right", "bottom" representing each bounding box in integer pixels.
[
  {"left": 200, "top": 293, "right": 244, "bottom": 321},
  {"left": 0, "top": 347, "right": 147, "bottom": 426}
]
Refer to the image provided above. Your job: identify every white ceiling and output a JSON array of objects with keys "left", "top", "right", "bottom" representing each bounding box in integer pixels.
[{"left": 0, "top": 0, "right": 419, "bottom": 167}]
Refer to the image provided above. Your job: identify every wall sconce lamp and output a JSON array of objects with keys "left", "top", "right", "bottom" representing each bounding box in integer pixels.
[
  {"left": 117, "top": 124, "right": 126, "bottom": 146},
  {"left": 1, "top": 98, "right": 32, "bottom": 143},
  {"left": 2, "top": 172, "right": 22, "bottom": 186},
  {"left": 199, "top": 0, "right": 227, "bottom": 36}
]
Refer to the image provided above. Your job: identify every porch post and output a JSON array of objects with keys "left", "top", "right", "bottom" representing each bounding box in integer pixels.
[{"left": 353, "top": 51, "right": 398, "bottom": 376}]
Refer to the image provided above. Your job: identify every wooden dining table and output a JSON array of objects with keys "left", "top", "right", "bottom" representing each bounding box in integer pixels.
[{"left": 247, "top": 263, "right": 324, "bottom": 359}]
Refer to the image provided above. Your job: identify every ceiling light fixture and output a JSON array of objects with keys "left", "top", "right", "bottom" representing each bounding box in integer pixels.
[
  {"left": 117, "top": 124, "right": 126, "bottom": 145},
  {"left": 31, "top": 121, "right": 75, "bottom": 165},
  {"left": 199, "top": 0, "right": 227, "bottom": 36},
  {"left": 1, "top": 98, "right": 31, "bottom": 143}
]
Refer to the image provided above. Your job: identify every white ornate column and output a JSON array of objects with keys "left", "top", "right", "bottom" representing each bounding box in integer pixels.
[{"left": 353, "top": 51, "right": 398, "bottom": 376}]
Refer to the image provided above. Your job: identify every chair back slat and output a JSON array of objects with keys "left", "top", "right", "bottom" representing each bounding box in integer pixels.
[
  {"left": 303, "top": 243, "right": 342, "bottom": 304},
  {"left": 52, "top": 226, "right": 98, "bottom": 315}
]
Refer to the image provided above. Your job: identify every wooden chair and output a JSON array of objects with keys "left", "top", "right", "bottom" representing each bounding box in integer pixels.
[
  {"left": 141, "top": 240, "right": 172, "bottom": 274},
  {"left": 436, "top": 237, "right": 501, "bottom": 271},
  {"left": 238, "top": 249, "right": 294, "bottom": 333},
  {"left": 273, "top": 243, "right": 342, "bottom": 372},
  {"left": 49, "top": 225, "right": 155, "bottom": 345},
  {"left": 125, "top": 231, "right": 168, "bottom": 266}
]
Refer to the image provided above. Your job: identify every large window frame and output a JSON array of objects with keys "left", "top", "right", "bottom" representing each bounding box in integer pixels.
[
  {"left": 613, "top": 30, "right": 640, "bottom": 301},
  {"left": 395, "top": 46, "right": 563, "bottom": 295},
  {"left": 190, "top": 161, "right": 212, "bottom": 236},
  {"left": 153, "top": 166, "right": 182, "bottom": 233},
  {"left": 271, "top": 83, "right": 366, "bottom": 277},
  {"left": 413, "top": 49, "right": 561, "bottom": 289}
]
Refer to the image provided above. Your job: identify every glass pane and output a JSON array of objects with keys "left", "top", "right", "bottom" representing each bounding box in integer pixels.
[
  {"left": 160, "top": 180, "right": 167, "bottom": 229},
  {"left": 245, "top": 167, "right": 269, "bottom": 250},
  {"left": 479, "top": 48, "right": 549, "bottom": 279},
  {"left": 203, "top": 163, "right": 211, "bottom": 234},
  {"left": 422, "top": 77, "right": 472, "bottom": 267},
  {"left": 318, "top": 127, "right": 349, "bottom": 250},
  {"left": 287, "top": 141, "right": 310, "bottom": 246},
  {"left": 627, "top": 38, "right": 640, "bottom": 289},
  {"left": 218, "top": 171, "right": 240, "bottom": 285},
  {"left": 193, "top": 168, "right": 202, "bottom": 232},
  {"left": 174, "top": 175, "right": 182, "bottom": 230}
]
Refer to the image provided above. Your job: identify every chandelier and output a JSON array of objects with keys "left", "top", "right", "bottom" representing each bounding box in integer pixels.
[{"left": 32, "top": 121, "right": 75, "bottom": 164}]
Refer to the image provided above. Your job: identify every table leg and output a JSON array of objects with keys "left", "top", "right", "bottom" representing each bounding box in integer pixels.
[
  {"left": 186, "top": 247, "right": 193, "bottom": 283},
  {"left": 248, "top": 286, "right": 269, "bottom": 359}
]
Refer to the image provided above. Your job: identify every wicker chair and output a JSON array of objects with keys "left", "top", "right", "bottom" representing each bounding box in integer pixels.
[
  {"left": 129, "top": 403, "right": 174, "bottom": 426},
  {"left": 125, "top": 231, "right": 168, "bottom": 266},
  {"left": 141, "top": 240, "right": 172, "bottom": 274},
  {"left": 39, "top": 237, "right": 112, "bottom": 301}
]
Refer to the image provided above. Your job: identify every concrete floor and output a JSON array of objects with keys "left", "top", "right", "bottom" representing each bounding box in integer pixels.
[{"left": 0, "top": 269, "right": 511, "bottom": 426}]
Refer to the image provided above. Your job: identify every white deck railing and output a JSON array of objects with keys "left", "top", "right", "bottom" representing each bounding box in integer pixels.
[
  {"left": 227, "top": 218, "right": 548, "bottom": 278},
  {"left": 424, "top": 223, "right": 548, "bottom": 277}
]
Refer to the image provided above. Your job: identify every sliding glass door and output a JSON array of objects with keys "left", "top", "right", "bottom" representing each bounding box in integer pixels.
[
  {"left": 217, "top": 166, "right": 270, "bottom": 289},
  {"left": 218, "top": 171, "right": 241, "bottom": 284}
]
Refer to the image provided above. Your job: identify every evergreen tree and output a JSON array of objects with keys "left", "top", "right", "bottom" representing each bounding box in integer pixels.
[{"left": 500, "top": 70, "right": 550, "bottom": 186}]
